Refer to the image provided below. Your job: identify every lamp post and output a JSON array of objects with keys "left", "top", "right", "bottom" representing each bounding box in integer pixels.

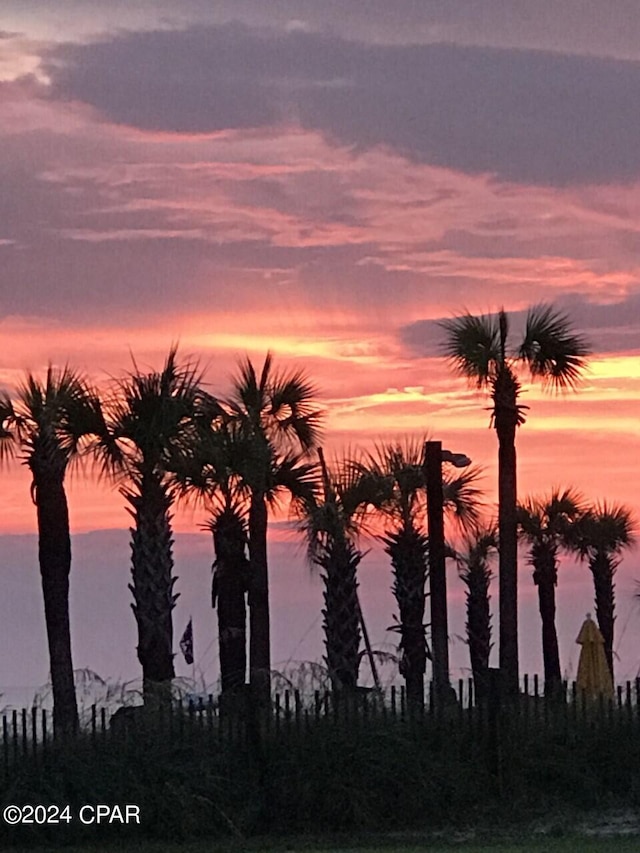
[{"left": 424, "top": 440, "right": 470, "bottom": 702}]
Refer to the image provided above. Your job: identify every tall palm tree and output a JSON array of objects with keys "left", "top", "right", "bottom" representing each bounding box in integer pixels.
[
  {"left": 107, "top": 348, "right": 206, "bottom": 704},
  {"left": 455, "top": 523, "right": 497, "bottom": 702},
  {"left": 517, "top": 489, "right": 584, "bottom": 695},
  {"left": 0, "top": 367, "right": 108, "bottom": 733},
  {"left": 360, "top": 438, "right": 481, "bottom": 706},
  {"left": 226, "top": 353, "right": 323, "bottom": 702},
  {"left": 569, "top": 502, "right": 635, "bottom": 679},
  {"left": 441, "top": 305, "right": 590, "bottom": 693}
]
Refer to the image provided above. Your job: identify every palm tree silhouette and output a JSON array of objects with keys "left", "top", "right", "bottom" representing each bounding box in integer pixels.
[
  {"left": 226, "top": 353, "right": 322, "bottom": 702},
  {"left": 517, "top": 489, "right": 584, "bottom": 695},
  {"left": 359, "top": 437, "right": 481, "bottom": 706},
  {"left": 569, "top": 502, "right": 635, "bottom": 680},
  {"left": 297, "top": 449, "right": 376, "bottom": 693},
  {"left": 175, "top": 409, "right": 315, "bottom": 699},
  {"left": 107, "top": 347, "right": 206, "bottom": 704},
  {"left": 175, "top": 413, "right": 251, "bottom": 696},
  {"left": 441, "top": 305, "right": 589, "bottom": 693},
  {"left": 0, "top": 367, "right": 108, "bottom": 732},
  {"left": 455, "top": 523, "right": 497, "bottom": 702}
]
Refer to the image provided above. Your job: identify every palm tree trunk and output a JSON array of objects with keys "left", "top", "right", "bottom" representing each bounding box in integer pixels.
[
  {"left": 531, "top": 543, "right": 561, "bottom": 694},
  {"left": 494, "top": 378, "right": 520, "bottom": 696},
  {"left": 127, "top": 473, "right": 176, "bottom": 706},
  {"left": 536, "top": 580, "right": 562, "bottom": 694},
  {"left": 248, "top": 490, "right": 270, "bottom": 704},
  {"left": 591, "top": 554, "right": 615, "bottom": 679},
  {"left": 321, "top": 538, "right": 361, "bottom": 692},
  {"left": 465, "top": 569, "right": 492, "bottom": 703},
  {"left": 386, "top": 529, "right": 428, "bottom": 708},
  {"left": 212, "top": 511, "right": 248, "bottom": 695},
  {"left": 36, "top": 476, "right": 78, "bottom": 736}
]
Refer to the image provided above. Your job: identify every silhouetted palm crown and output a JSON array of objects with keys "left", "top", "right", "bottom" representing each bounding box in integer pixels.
[
  {"left": 517, "top": 488, "right": 585, "bottom": 578},
  {"left": 2, "top": 367, "right": 107, "bottom": 478},
  {"left": 441, "top": 305, "right": 589, "bottom": 407}
]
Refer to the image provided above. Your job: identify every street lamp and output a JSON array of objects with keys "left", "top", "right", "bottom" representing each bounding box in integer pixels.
[{"left": 424, "top": 440, "right": 471, "bottom": 703}]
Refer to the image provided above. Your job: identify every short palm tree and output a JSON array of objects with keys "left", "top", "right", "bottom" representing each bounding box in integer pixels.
[
  {"left": 361, "top": 439, "right": 428, "bottom": 706},
  {"left": 297, "top": 449, "right": 375, "bottom": 693},
  {"left": 0, "top": 367, "right": 108, "bottom": 733},
  {"left": 175, "top": 411, "right": 316, "bottom": 698},
  {"left": 361, "top": 438, "right": 481, "bottom": 706},
  {"left": 455, "top": 523, "right": 497, "bottom": 702},
  {"left": 517, "top": 489, "right": 584, "bottom": 695},
  {"left": 175, "top": 414, "right": 251, "bottom": 696},
  {"left": 107, "top": 348, "right": 206, "bottom": 704},
  {"left": 569, "top": 502, "right": 635, "bottom": 679},
  {"left": 441, "top": 305, "right": 590, "bottom": 693},
  {"left": 226, "top": 353, "right": 323, "bottom": 701}
]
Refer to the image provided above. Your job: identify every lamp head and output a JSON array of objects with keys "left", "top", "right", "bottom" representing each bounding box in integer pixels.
[{"left": 441, "top": 449, "right": 471, "bottom": 468}]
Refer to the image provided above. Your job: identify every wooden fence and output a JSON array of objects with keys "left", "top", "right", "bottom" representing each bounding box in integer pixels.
[{"left": 2, "top": 673, "right": 640, "bottom": 760}]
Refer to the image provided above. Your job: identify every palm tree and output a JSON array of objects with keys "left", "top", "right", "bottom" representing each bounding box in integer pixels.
[
  {"left": 226, "top": 353, "right": 323, "bottom": 702},
  {"left": 455, "top": 523, "right": 497, "bottom": 702},
  {"left": 0, "top": 367, "right": 108, "bottom": 733},
  {"left": 175, "top": 411, "right": 315, "bottom": 699},
  {"left": 107, "top": 348, "right": 206, "bottom": 704},
  {"left": 171, "top": 411, "right": 248, "bottom": 696},
  {"left": 517, "top": 489, "right": 584, "bottom": 695},
  {"left": 441, "top": 305, "right": 590, "bottom": 693},
  {"left": 569, "top": 502, "right": 635, "bottom": 679},
  {"left": 360, "top": 438, "right": 481, "bottom": 706},
  {"left": 297, "top": 449, "right": 377, "bottom": 693}
]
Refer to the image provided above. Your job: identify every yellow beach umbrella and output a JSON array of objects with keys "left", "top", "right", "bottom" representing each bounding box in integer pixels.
[{"left": 576, "top": 613, "right": 614, "bottom": 700}]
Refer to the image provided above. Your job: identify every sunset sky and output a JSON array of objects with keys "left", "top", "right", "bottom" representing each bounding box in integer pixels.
[{"left": 1, "top": 2, "right": 640, "bottom": 702}]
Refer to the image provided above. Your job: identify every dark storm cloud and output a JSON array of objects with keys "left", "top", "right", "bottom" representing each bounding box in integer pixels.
[
  {"left": 399, "top": 294, "right": 640, "bottom": 359},
  {"left": 44, "top": 23, "right": 640, "bottom": 185}
]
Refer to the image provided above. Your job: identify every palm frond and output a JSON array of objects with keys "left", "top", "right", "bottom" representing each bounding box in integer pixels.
[
  {"left": 0, "top": 394, "right": 16, "bottom": 463},
  {"left": 442, "top": 465, "right": 484, "bottom": 532},
  {"left": 227, "top": 352, "right": 323, "bottom": 457},
  {"left": 569, "top": 501, "right": 636, "bottom": 558},
  {"left": 8, "top": 366, "right": 109, "bottom": 474},
  {"left": 109, "top": 347, "right": 206, "bottom": 479},
  {"left": 455, "top": 520, "right": 498, "bottom": 580},
  {"left": 518, "top": 304, "right": 590, "bottom": 390},
  {"left": 267, "top": 453, "right": 320, "bottom": 514},
  {"left": 517, "top": 487, "right": 585, "bottom": 545},
  {"left": 440, "top": 312, "right": 503, "bottom": 387},
  {"left": 295, "top": 450, "right": 373, "bottom": 563},
  {"left": 359, "top": 436, "right": 428, "bottom": 527}
]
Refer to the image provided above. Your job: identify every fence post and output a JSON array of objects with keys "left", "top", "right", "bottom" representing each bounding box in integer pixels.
[
  {"left": 41, "top": 710, "right": 47, "bottom": 755},
  {"left": 3, "top": 716, "right": 8, "bottom": 779},
  {"left": 487, "top": 667, "right": 503, "bottom": 792},
  {"left": 31, "top": 708, "right": 38, "bottom": 759},
  {"left": 12, "top": 710, "right": 18, "bottom": 762}
]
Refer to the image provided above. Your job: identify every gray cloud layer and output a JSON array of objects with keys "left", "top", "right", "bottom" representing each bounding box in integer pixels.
[
  {"left": 400, "top": 295, "right": 640, "bottom": 358},
  {"left": 45, "top": 23, "right": 640, "bottom": 185}
]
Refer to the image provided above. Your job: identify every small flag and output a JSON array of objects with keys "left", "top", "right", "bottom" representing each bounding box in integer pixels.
[{"left": 180, "top": 619, "right": 194, "bottom": 665}]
